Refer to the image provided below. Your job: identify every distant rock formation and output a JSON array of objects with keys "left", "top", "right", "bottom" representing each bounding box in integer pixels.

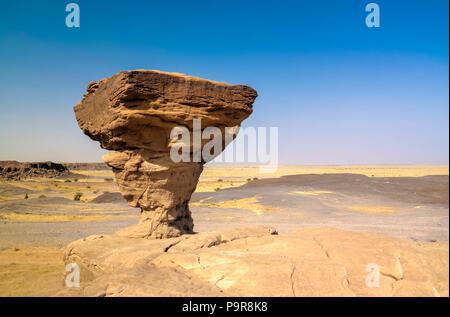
[
  {"left": 0, "top": 161, "right": 72, "bottom": 180},
  {"left": 74, "top": 70, "right": 257, "bottom": 238},
  {"left": 62, "top": 162, "right": 109, "bottom": 171}
]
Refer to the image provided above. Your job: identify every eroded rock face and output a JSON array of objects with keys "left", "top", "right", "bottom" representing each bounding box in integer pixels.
[{"left": 74, "top": 70, "right": 257, "bottom": 238}]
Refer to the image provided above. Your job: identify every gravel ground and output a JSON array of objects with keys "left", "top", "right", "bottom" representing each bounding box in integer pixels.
[{"left": 0, "top": 174, "right": 448, "bottom": 247}]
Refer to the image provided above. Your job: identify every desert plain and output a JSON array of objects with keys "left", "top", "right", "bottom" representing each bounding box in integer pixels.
[{"left": 0, "top": 163, "right": 448, "bottom": 297}]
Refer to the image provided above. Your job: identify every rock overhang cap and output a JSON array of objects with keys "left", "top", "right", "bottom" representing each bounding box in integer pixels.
[{"left": 74, "top": 69, "right": 257, "bottom": 152}]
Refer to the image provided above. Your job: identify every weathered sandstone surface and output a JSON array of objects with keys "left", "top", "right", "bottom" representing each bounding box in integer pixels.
[
  {"left": 74, "top": 70, "right": 257, "bottom": 238},
  {"left": 59, "top": 227, "right": 449, "bottom": 297}
]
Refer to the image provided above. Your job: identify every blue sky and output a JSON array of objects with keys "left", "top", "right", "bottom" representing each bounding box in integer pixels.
[{"left": 0, "top": 0, "right": 448, "bottom": 164}]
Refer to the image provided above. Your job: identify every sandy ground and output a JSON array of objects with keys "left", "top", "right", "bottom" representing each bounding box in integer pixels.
[
  {"left": 0, "top": 165, "right": 448, "bottom": 296},
  {"left": 0, "top": 246, "right": 64, "bottom": 296}
]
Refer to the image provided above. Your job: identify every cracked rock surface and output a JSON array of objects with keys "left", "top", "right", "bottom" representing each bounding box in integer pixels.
[
  {"left": 74, "top": 70, "right": 257, "bottom": 238},
  {"left": 59, "top": 227, "right": 448, "bottom": 297}
]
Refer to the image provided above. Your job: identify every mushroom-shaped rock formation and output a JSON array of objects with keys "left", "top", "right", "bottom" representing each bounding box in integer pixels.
[{"left": 74, "top": 70, "right": 257, "bottom": 239}]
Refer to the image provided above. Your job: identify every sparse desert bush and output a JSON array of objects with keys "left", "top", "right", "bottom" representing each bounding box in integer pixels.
[
  {"left": 74, "top": 178, "right": 78, "bottom": 182},
  {"left": 86, "top": 185, "right": 91, "bottom": 189},
  {"left": 73, "top": 192, "right": 83, "bottom": 201},
  {"left": 247, "top": 178, "right": 251, "bottom": 182},
  {"left": 104, "top": 178, "right": 113, "bottom": 182},
  {"left": 214, "top": 187, "right": 221, "bottom": 191},
  {"left": 253, "top": 177, "right": 258, "bottom": 181},
  {"left": 64, "top": 179, "right": 71, "bottom": 183},
  {"left": 218, "top": 179, "right": 223, "bottom": 182},
  {"left": 93, "top": 190, "right": 98, "bottom": 194},
  {"left": 38, "top": 195, "right": 46, "bottom": 199},
  {"left": 24, "top": 193, "right": 28, "bottom": 200}
]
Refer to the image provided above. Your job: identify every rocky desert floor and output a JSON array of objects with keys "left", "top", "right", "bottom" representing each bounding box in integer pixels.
[{"left": 0, "top": 165, "right": 448, "bottom": 296}]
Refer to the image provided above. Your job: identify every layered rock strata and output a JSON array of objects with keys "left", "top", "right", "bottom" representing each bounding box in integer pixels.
[{"left": 74, "top": 70, "right": 257, "bottom": 238}]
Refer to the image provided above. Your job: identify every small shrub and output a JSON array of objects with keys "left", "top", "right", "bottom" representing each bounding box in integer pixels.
[
  {"left": 24, "top": 193, "right": 28, "bottom": 200},
  {"left": 104, "top": 178, "right": 113, "bottom": 182},
  {"left": 217, "top": 179, "right": 223, "bottom": 182},
  {"left": 64, "top": 179, "right": 71, "bottom": 183},
  {"left": 38, "top": 195, "right": 46, "bottom": 199},
  {"left": 74, "top": 178, "right": 78, "bottom": 182},
  {"left": 253, "top": 177, "right": 258, "bottom": 181},
  {"left": 246, "top": 178, "right": 251, "bottom": 182},
  {"left": 214, "top": 187, "right": 221, "bottom": 192},
  {"left": 86, "top": 185, "right": 91, "bottom": 189},
  {"left": 73, "top": 192, "right": 83, "bottom": 201}
]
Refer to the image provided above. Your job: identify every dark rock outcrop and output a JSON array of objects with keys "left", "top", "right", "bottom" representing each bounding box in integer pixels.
[{"left": 0, "top": 161, "right": 72, "bottom": 180}]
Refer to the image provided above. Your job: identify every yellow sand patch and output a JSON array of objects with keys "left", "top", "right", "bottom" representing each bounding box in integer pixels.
[
  {"left": 194, "top": 197, "right": 213, "bottom": 204},
  {"left": 195, "top": 181, "right": 246, "bottom": 193},
  {"left": 8, "top": 182, "right": 50, "bottom": 192},
  {"left": 0, "top": 245, "right": 64, "bottom": 296},
  {"left": 347, "top": 206, "right": 398, "bottom": 214},
  {"left": 0, "top": 213, "right": 138, "bottom": 223},
  {"left": 79, "top": 207, "right": 129, "bottom": 212},
  {"left": 72, "top": 170, "right": 114, "bottom": 178},
  {"left": 290, "top": 190, "right": 335, "bottom": 196},
  {"left": 191, "top": 196, "right": 281, "bottom": 215},
  {"left": 0, "top": 196, "right": 23, "bottom": 202}
]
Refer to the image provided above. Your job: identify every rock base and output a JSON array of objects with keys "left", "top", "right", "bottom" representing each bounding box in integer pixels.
[{"left": 58, "top": 227, "right": 449, "bottom": 297}]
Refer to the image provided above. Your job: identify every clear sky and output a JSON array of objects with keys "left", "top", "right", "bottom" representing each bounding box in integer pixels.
[{"left": 0, "top": 0, "right": 448, "bottom": 164}]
